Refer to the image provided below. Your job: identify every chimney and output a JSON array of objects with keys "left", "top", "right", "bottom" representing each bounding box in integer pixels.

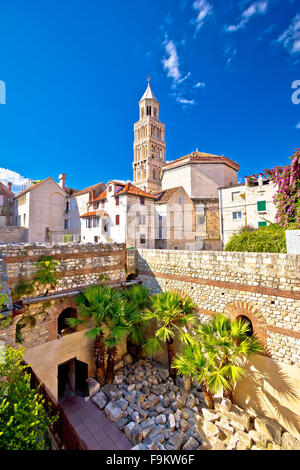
[
  {"left": 91, "top": 189, "right": 96, "bottom": 201},
  {"left": 59, "top": 173, "right": 66, "bottom": 190},
  {"left": 7, "top": 182, "right": 12, "bottom": 192}
]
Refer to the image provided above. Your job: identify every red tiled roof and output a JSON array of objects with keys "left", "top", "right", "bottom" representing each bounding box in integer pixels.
[
  {"left": 162, "top": 151, "right": 240, "bottom": 171},
  {"left": 0, "top": 181, "right": 14, "bottom": 197},
  {"left": 80, "top": 210, "right": 108, "bottom": 218},
  {"left": 92, "top": 189, "right": 107, "bottom": 201},
  {"left": 114, "top": 183, "right": 156, "bottom": 199}
]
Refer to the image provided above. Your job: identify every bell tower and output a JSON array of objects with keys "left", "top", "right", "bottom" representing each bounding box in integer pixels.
[{"left": 133, "top": 79, "right": 166, "bottom": 193}]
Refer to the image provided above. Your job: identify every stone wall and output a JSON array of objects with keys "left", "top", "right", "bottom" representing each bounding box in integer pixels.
[
  {"left": 135, "top": 249, "right": 300, "bottom": 366},
  {"left": 133, "top": 248, "right": 300, "bottom": 437},
  {"left": 0, "top": 226, "right": 27, "bottom": 243},
  {"left": 0, "top": 242, "right": 127, "bottom": 402},
  {"left": 3, "top": 242, "right": 126, "bottom": 293}
]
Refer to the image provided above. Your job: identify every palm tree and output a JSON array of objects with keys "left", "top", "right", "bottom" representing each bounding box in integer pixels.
[
  {"left": 67, "top": 285, "right": 128, "bottom": 386},
  {"left": 143, "top": 291, "right": 197, "bottom": 379},
  {"left": 173, "top": 313, "right": 263, "bottom": 408},
  {"left": 103, "top": 290, "right": 128, "bottom": 384},
  {"left": 122, "top": 285, "right": 150, "bottom": 361}
]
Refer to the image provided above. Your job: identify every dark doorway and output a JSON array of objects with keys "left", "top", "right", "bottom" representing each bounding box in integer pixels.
[
  {"left": 58, "top": 358, "right": 88, "bottom": 401},
  {"left": 58, "top": 307, "right": 77, "bottom": 337}
]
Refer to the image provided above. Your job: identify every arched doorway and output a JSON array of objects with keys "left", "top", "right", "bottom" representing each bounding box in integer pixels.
[
  {"left": 126, "top": 273, "right": 137, "bottom": 282},
  {"left": 58, "top": 307, "right": 78, "bottom": 337}
]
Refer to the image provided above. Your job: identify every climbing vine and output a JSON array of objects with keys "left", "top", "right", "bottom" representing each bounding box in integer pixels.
[
  {"left": 15, "top": 300, "right": 53, "bottom": 344},
  {"left": 11, "top": 255, "right": 59, "bottom": 302}
]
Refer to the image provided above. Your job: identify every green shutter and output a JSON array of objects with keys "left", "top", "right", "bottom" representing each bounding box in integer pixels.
[
  {"left": 257, "top": 200, "right": 266, "bottom": 212},
  {"left": 258, "top": 221, "right": 267, "bottom": 228}
]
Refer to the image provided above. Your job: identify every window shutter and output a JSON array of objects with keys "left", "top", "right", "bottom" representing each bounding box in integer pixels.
[{"left": 257, "top": 201, "right": 266, "bottom": 212}]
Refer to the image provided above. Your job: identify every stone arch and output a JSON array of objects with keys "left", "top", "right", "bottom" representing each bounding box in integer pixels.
[
  {"left": 224, "top": 301, "right": 268, "bottom": 350},
  {"left": 47, "top": 298, "right": 79, "bottom": 338}
]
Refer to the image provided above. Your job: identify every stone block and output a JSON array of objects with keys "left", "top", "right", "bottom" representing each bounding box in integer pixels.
[
  {"left": 104, "top": 401, "right": 125, "bottom": 423},
  {"left": 182, "top": 437, "right": 199, "bottom": 451},
  {"left": 86, "top": 378, "right": 100, "bottom": 397},
  {"left": 254, "top": 417, "right": 283, "bottom": 446},
  {"left": 168, "top": 431, "right": 185, "bottom": 450},
  {"left": 124, "top": 422, "right": 142, "bottom": 445},
  {"left": 91, "top": 390, "right": 107, "bottom": 410}
]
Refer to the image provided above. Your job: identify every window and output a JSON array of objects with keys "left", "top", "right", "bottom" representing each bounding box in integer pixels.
[
  {"left": 66, "top": 201, "right": 69, "bottom": 212},
  {"left": 64, "top": 219, "right": 68, "bottom": 230},
  {"left": 23, "top": 214, "right": 26, "bottom": 226},
  {"left": 146, "top": 106, "right": 151, "bottom": 116},
  {"left": 197, "top": 215, "right": 205, "bottom": 226},
  {"left": 71, "top": 219, "right": 75, "bottom": 230},
  {"left": 108, "top": 185, "right": 112, "bottom": 192},
  {"left": 140, "top": 215, "right": 146, "bottom": 225},
  {"left": 94, "top": 236, "right": 98, "bottom": 243},
  {"left": 93, "top": 217, "right": 99, "bottom": 228},
  {"left": 115, "top": 196, "right": 119, "bottom": 206},
  {"left": 154, "top": 108, "right": 157, "bottom": 118},
  {"left": 258, "top": 221, "right": 267, "bottom": 228},
  {"left": 140, "top": 197, "right": 145, "bottom": 205},
  {"left": 257, "top": 200, "right": 266, "bottom": 212},
  {"left": 0, "top": 195, "right": 3, "bottom": 206},
  {"left": 104, "top": 223, "right": 108, "bottom": 232},
  {"left": 232, "top": 192, "right": 240, "bottom": 201},
  {"left": 86, "top": 218, "right": 92, "bottom": 228},
  {"left": 233, "top": 211, "right": 242, "bottom": 220},
  {"left": 115, "top": 215, "right": 120, "bottom": 225},
  {"left": 178, "top": 197, "right": 183, "bottom": 205},
  {"left": 18, "top": 215, "right": 21, "bottom": 226},
  {"left": 140, "top": 234, "right": 146, "bottom": 244},
  {"left": 101, "top": 200, "right": 105, "bottom": 209}
]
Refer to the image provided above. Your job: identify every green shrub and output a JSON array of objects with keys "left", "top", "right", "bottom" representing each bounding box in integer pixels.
[{"left": 224, "top": 224, "right": 287, "bottom": 253}]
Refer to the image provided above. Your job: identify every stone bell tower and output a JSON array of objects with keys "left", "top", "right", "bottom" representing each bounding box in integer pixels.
[{"left": 133, "top": 79, "right": 166, "bottom": 193}]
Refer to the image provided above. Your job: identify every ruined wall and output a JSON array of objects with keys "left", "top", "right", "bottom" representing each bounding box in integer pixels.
[
  {"left": 133, "top": 248, "right": 300, "bottom": 437},
  {"left": 0, "top": 242, "right": 127, "bottom": 402},
  {"left": 4, "top": 242, "right": 126, "bottom": 292},
  {"left": 0, "top": 226, "right": 27, "bottom": 243}
]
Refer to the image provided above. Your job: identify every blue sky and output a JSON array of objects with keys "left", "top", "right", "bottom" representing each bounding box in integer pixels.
[{"left": 0, "top": 0, "right": 299, "bottom": 192}]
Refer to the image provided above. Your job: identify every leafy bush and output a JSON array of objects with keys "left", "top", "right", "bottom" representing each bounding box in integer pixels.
[
  {"left": 225, "top": 224, "right": 287, "bottom": 253},
  {"left": 0, "top": 346, "right": 58, "bottom": 449}
]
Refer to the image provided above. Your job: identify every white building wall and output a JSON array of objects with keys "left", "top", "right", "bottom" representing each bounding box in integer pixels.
[{"left": 219, "top": 181, "right": 277, "bottom": 246}]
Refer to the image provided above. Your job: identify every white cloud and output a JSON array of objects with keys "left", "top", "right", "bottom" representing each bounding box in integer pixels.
[
  {"left": 194, "top": 81, "right": 206, "bottom": 88},
  {"left": 162, "top": 40, "right": 181, "bottom": 83},
  {"left": 0, "top": 167, "right": 30, "bottom": 192},
  {"left": 225, "top": 1, "right": 268, "bottom": 33},
  {"left": 176, "top": 97, "right": 196, "bottom": 105},
  {"left": 296, "top": 122, "right": 300, "bottom": 129},
  {"left": 192, "top": 0, "right": 213, "bottom": 33},
  {"left": 277, "top": 14, "right": 300, "bottom": 56}
]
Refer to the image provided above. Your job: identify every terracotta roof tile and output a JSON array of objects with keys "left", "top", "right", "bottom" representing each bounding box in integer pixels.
[
  {"left": 80, "top": 210, "right": 108, "bottom": 218},
  {"left": 114, "top": 183, "right": 156, "bottom": 199},
  {"left": 155, "top": 186, "right": 183, "bottom": 204}
]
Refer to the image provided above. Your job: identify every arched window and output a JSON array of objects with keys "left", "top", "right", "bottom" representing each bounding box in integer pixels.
[{"left": 58, "top": 308, "right": 78, "bottom": 337}]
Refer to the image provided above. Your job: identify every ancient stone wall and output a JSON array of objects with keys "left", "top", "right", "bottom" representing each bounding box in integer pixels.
[{"left": 135, "top": 249, "right": 300, "bottom": 366}]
